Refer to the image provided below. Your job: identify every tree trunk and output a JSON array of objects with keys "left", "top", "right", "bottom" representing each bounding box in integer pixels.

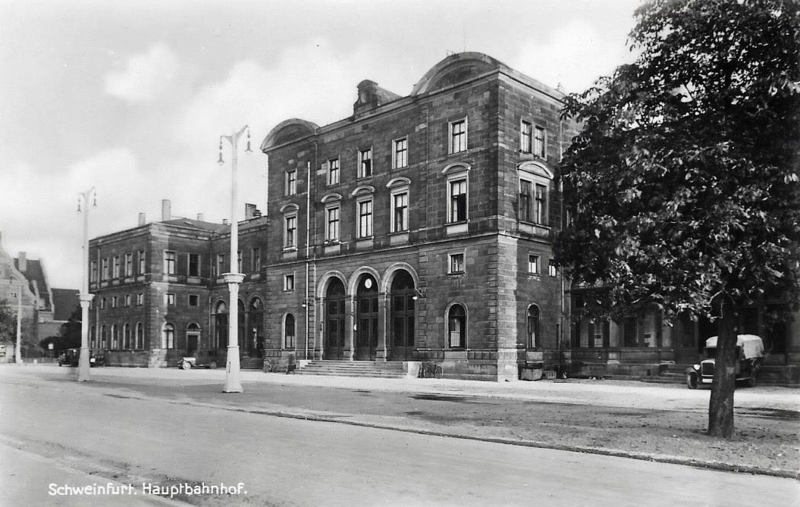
[{"left": 707, "top": 298, "right": 738, "bottom": 438}]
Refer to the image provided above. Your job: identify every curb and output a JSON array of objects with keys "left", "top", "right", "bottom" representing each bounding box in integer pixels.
[{"left": 151, "top": 394, "right": 799, "bottom": 481}]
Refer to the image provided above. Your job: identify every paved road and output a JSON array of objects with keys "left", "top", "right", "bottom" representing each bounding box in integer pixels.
[{"left": 1, "top": 367, "right": 798, "bottom": 506}]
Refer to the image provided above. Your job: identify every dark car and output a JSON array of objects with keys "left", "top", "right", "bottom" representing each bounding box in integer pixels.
[
  {"left": 687, "top": 334, "right": 764, "bottom": 389},
  {"left": 58, "top": 348, "right": 105, "bottom": 367}
]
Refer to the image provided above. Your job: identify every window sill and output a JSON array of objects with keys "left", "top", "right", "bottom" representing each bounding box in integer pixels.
[
  {"left": 446, "top": 222, "right": 468, "bottom": 235},
  {"left": 355, "top": 238, "right": 374, "bottom": 250},
  {"left": 389, "top": 232, "right": 409, "bottom": 245},
  {"left": 518, "top": 221, "right": 550, "bottom": 238}
]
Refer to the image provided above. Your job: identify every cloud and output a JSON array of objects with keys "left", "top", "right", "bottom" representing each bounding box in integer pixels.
[
  {"left": 104, "top": 43, "right": 181, "bottom": 102},
  {"left": 513, "top": 19, "right": 633, "bottom": 94}
]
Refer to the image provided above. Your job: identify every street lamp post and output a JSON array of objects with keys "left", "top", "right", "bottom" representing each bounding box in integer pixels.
[
  {"left": 14, "top": 280, "right": 22, "bottom": 364},
  {"left": 219, "top": 125, "right": 251, "bottom": 393},
  {"left": 77, "top": 188, "right": 96, "bottom": 381}
]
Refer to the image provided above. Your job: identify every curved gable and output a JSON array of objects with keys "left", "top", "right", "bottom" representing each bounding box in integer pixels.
[
  {"left": 411, "top": 52, "right": 504, "bottom": 95},
  {"left": 261, "top": 119, "right": 319, "bottom": 151}
]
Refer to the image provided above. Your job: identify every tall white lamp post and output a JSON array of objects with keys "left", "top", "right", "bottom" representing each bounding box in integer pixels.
[
  {"left": 14, "top": 280, "right": 22, "bottom": 364},
  {"left": 218, "top": 125, "right": 251, "bottom": 393},
  {"left": 77, "top": 187, "right": 96, "bottom": 381}
]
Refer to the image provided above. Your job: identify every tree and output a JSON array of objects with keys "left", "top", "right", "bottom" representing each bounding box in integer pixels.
[
  {"left": 555, "top": 0, "right": 800, "bottom": 438},
  {"left": 0, "top": 300, "right": 16, "bottom": 344}
]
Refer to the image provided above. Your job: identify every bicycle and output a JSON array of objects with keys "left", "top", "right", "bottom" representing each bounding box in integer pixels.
[{"left": 418, "top": 361, "right": 443, "bottom": 379}]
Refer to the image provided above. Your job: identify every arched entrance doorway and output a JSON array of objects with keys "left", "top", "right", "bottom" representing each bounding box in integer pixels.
[
  {"left": 325, "top": 278, "right": 346, "bottom": 360},
  {"left": 356, "top": 274, "right": 379, "bottom": 360},
  {"left": 390, "top": 270, "right": 415, "bottom": 360},
  {"left": 186, "top": 323, "right": 200, "bottom": 356}
]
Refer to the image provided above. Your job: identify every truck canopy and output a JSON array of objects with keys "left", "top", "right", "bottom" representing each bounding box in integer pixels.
[{"left": 705, "top": 334, "right": 764, "bottom": 359}]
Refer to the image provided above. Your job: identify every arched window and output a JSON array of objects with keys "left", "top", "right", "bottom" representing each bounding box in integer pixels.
[
  {"left": 162, "top": 323, "right": 175, "bottom": 349},
  {"left": 214, "top": 301, "right": 228, "bottom": 349},
  {"left": 90, "top": 326, "right": 96, "bottom": 349},
  {"left": 122, "top": 323, "right": 130, "bottom": 349},
  {"left": 527, "top": 305, "right": 540, "bottom": 348},
  {"left": 448, "top": 304, "right": 466, "bottom": 349},
  {"left": 284, "top": 314, "right": 295, "bottom": 349},
  {"left": 100, "top": 325, "right": 107, "bottom": 349},
  {"left": 135, "top": 322, "right": 144, "bottom": 350},
  {"left": 111, "top": 324, "right": 118, "bottom": 350}
]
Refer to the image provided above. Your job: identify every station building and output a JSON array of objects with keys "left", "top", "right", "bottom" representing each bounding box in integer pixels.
[{"left": 87, "top": 52, "right": 798, "bottom": 381}]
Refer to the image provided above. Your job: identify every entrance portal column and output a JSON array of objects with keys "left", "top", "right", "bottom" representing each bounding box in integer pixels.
[
  {"left": 376, "top": 293, "right": 388, "bottom": 361},
  {"left": 344, "top": 295, "right": 355, "bottom": 361}
]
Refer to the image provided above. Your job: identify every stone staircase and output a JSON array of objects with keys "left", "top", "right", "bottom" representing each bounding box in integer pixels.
[{"left": 295, "top": 360, "right": 408, "bottom": 379}]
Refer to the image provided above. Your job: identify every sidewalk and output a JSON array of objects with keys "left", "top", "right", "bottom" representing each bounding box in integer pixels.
[{"left": 3, "top": 364, "right": 799, "bottom": 478}]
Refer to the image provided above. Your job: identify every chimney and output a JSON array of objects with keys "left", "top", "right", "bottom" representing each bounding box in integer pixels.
[
  {"left": 197, "top": 213, "right": 204, "bottom": 222},
  {"left": 18, "top": 252, "right": 27, "bottom": 272},
  {"left": 245, "top": 203, "right": 257, "bottom": 220},
  {"left": 138, "top": 213, "right": 146, "bottom": 226},
  {"left": 222, "top": 219, "right": 229, "bottom": 225},
  {"left": 161, "top": 199, "right": 171, "bottom": 221}
]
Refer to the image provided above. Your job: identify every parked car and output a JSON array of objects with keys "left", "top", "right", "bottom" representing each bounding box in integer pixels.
[
  {"left": 179, "top": 351, "right": 219, "bottom": 370},
  {"left": 58, "top": 348, "right": 105, "bottom": 367},
  {"left": 687, "top": 334, "right": 764, "bottom": 389}
]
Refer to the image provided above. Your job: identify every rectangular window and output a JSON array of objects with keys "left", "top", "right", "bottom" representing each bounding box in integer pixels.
[
  {"left": 521, "top": 121, "right": 532, "bottom": 154},
  {"left": 251, "top": 248, "right": 261, "bottom": 273},
  {"left": 534, "top": 126, "right": 545, "bottom": 158},
  {"left": 285, "top": 170, "right": 296, "bottom": 196},
  {"left": 137, "top": 293, "right": 144, "bottom": 306},
  {"left": 100, "top": 297, "right": 106, "bottom": 309},
  {"left": 392, "top": 192, "right": 408, "bottom": 232},
  {"left": 285, "top": 215, "right": 297, "bottom": 248},
  {"left": 164, "top": 251, "right": 176, "bottom": 275},
  {"left": 449, "top": 252, "right": 465, "bottom": 274},
  {"left": 90, "top": 261, "right": 98, "bottom": 283},
  {"left": 548, "top": 260, "right": 558, "bottom": 277},
  {"left": 189, "top": 294, "right": 199, "bottom": 306},
  {"left": 138, "top": 250, "right": 146, "bottom": 275},
  {"left": 188, "top": 253, "right": 200, "bottom": 277},
  {"left": 359, "top": 148, "right": 372, "bottom": 178},
  {"left": 124, "top": 253, "right": 133, "bottom": 277},
  {"left": 237, "top": 250, "right": 242, "bottom": 273},
  {"left": 449, "top": 179, "right": 467, "bottom": 222},
  {"left": 529, "top": 255, "right": 540, "bottom": 274},
  {"left": 328, "top": 158, "right": 340, "bottom": 186},
  {"left": 112, "top": 296, "right": 118, "bottom": 308},
  {"left": 112, "top": 256, "right": 120, "bottom": 279},
  {"left": 284, "top": 274, "right": 295, "bottom": 291},
  {"left": 101, "top": 258, "right": 109, "bottom": 281},
  {"left": 124, "top": 294, "right": 131, "bottom": 307},
  {"left": 450, "top": 119, "right": 467, "bottom": 153},
  {"left": 326, "top": 206, "right": 340, "bottom": 241},
  {"left": 534, "top": 183, "right": 548, "bottom": 225},
  {"left": 358, "top": 199, "right": 373, "bottom": 238},
  {"left": 393, "top": 137, "right": 408, "bottom": 169},
  {"left": 216, "top": 253, "right": 226, "bottom": 277},
  {"left": 520, "top": 179, "right": 532, "bottom": 222},
  {"left": 165, "top": 293, "right": 175, "bottom": 306}
]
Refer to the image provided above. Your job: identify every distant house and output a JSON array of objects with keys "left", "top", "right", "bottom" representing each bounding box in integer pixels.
[{"left": 0, "top": 232, "right": 79, "bottom": 360}]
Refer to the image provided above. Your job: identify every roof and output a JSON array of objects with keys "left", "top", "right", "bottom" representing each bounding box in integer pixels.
[
  {"left": 14, "top": 257, "right": 51, "bottom": 310},
  {"left": 261, "top": 52, "right": 566, "bottom": 152},
  {"left": 160, "top": 218, "right": 230, "bottom": 234},
  {"left": 51, "top": 288, "right": 79, "bottom": 321}
]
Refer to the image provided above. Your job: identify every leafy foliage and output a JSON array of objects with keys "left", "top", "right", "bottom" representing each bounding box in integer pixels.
[
  {"left": 556, "top": 0, "right": 800, "bottom": 324},
  {"left": 0, "top": 300, "right": 16, "bottom": 343}
]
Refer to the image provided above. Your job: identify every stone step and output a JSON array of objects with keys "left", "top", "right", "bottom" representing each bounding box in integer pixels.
[{"left": 296, "top": 360, "right": 407, "bottom": 379}]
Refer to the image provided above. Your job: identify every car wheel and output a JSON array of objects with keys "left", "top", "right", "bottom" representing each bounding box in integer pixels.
[
  {"left": 687, "top": 373, "right": 698, "bottom": 389},
  {"left": 180, "top": 360, "right": 192, "bottom": 370},
  {"left": 209, "top": 361, "right": 218, "bottom": 370}
]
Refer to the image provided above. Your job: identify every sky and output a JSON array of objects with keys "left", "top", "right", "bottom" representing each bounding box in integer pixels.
[{"left": 0, "top": 0, "right": 642, "bottom": 290}]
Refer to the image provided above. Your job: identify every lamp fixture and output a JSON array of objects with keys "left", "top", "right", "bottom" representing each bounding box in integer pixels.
[{"left": 412, "top": 288, "right": 426, "bottom": 301}]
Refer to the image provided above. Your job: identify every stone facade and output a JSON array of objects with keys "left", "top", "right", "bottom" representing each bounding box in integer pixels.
[{"left": 260, "top": 53, "right": 579, "bottom": 380}]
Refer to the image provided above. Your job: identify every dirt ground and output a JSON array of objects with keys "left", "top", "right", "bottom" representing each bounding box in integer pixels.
[
  {"left": 97, "top": 376, "right": 800, "bottom": 477},
  {"left": 5, "top": 366, "right": 798, "bottom": 477}
]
